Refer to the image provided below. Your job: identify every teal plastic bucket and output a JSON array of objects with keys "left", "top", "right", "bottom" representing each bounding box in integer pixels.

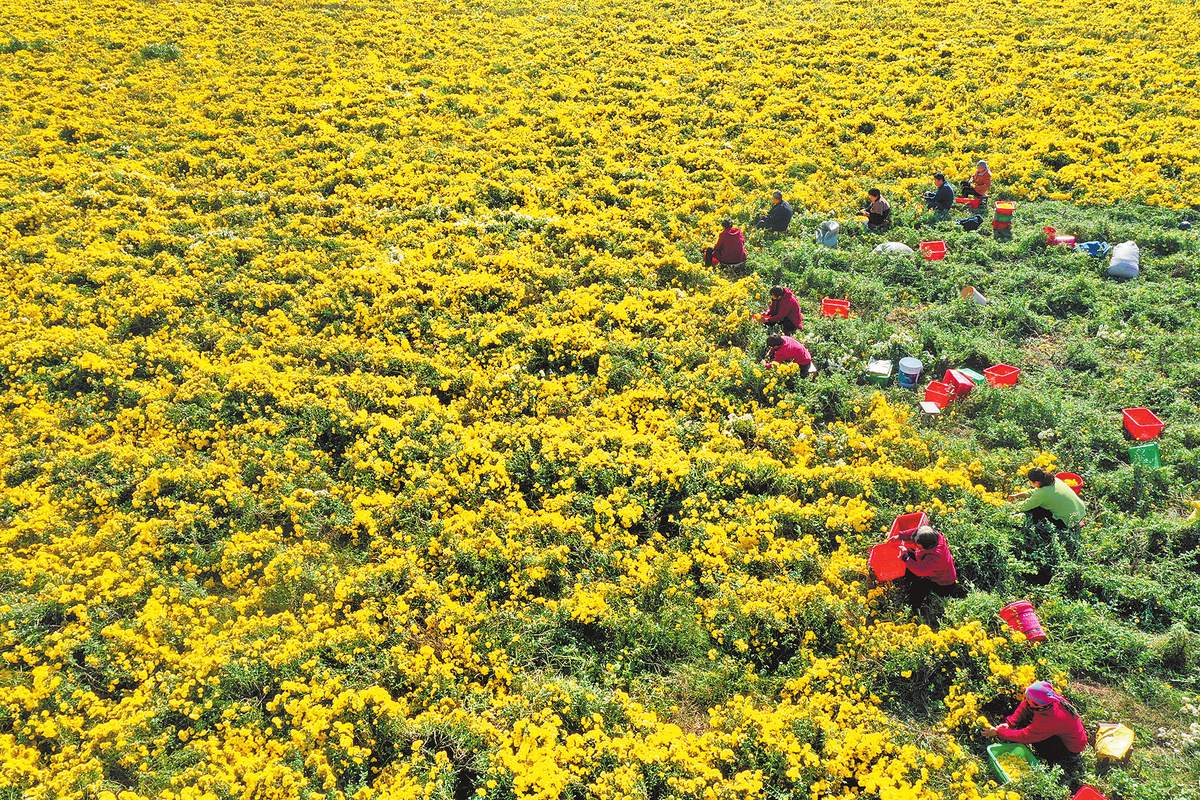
[{"left": 897, "top": 357, "right": 923, "bottom": 389}]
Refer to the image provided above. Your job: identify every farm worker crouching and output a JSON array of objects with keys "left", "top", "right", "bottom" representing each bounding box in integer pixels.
[
  {"left": 982, "top": 681, "right": 1088, "bottom": 792},
  {"left": 763, "top": 334, "right": 815, "bottom": 378},
  {"left": 897, "top": 524, "right": 963, "bottom": 616},
  {"left": 703, "top": 219, "right": 747, "bottom": 267},
  {"left": 923, "top": 172, "right": 955, "bottom": 217},
  {"left": 860, "top": 188, "right": 892, "bottom": 232},
  {"left": 752, "top": 190, "right": 794, "bottom": 232},
  {"left": 1008, "top": 467, "right": 1087, "bottom": 583},
  {"left": 961, "top": 160, "right": 992, "bottom": 200},
  {"left": 756, "top": 285, "right": 802, "bottom": 335}
]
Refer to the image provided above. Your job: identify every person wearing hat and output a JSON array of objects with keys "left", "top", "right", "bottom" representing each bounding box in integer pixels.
[
  {"left": 703, "top": 219, "right": 747, "bottom": 268},
  {"left": 983, "top": 681, "right": 1088, "bottom": 790},
  {"left": 961, "top": 160, "right": 992, "bottom": 201}
]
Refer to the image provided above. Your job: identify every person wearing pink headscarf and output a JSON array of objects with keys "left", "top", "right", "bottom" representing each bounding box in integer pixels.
[{"left": 983, "top": 681, "right": 1088, "bottom": 790}]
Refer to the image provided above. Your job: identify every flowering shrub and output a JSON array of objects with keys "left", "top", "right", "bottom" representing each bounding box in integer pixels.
[{"left": 1, "top": 0, "right": 1196, "bottom": 797}]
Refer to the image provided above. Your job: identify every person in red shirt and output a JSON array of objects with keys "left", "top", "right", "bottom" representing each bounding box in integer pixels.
[
  {"left": 703, "top": 219, "right": 747, "bottom": 268},
  {"left": 757, "top": 286, "right": 802, "bottom": 335},
  {"left": 983, "top": 681, "right": 1088, "bottom": 790},
  {"left": 763, "top": 334, "right": 815, "bottom": 378},
  {"left": 897, "top": 525, "right": 961, "bottom": 615}
]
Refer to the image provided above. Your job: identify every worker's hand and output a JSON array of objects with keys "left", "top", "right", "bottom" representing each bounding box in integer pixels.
[{"left": 981, "top": 726, "right": 999, "bottom": 737}]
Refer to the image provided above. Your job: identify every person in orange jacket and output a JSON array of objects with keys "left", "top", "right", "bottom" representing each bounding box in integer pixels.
[
  {"left": 703, "top": 219, "right": 747, "bottom": 267},
  {"left": 960, "top": 160, "right": 992, "bottom": 201}
]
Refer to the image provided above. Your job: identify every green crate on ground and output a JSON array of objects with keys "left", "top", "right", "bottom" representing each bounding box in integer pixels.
[
  {"left": 1129, "top": 442, "right": 1161, "bottom": 468},
  {"left": 986, "top": 743, "right": 1039, "bottom": 784}
]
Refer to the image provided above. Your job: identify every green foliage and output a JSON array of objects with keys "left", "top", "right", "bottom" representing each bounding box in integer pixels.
[{"left": 139, "top": 41, "right": 183, "bottom": 61}]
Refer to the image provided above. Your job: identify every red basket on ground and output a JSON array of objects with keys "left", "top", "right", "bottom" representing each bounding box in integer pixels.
[
  {"left": 944, "top": 369, "right": 975, "bottom": 399},
  {"left": 1073, "top": 787, "right": 1106, "bottom": 800},
  {"left": 1043, "top": 226, "right": 1077, "bottom": 247},
  {"left": 1122, "top": 408, "right": 1163, "bottom": 440},
  {"left": 888, "top": 511, "right": 929, "bottom": 539},
  {"left": 920, "top": 240, "right": 947, "bottom": 261},
  {"left": 999, "top": 600, "right": 1047, "bottom": 642},
  {"left": 1056, "top": 472, "right": 1084, "bottom": 494},
  {"left": 821, "top": 298, "right": 850, "bottom": 318},
  {"left": 925, "top": 381, "right": 953, "bottom": 408},
  {"left": 955, "top": 197, "right": 981, "bottom": 209},
  {"left": 984, "top": 364, "right": 1020, "bottom": 386},
  {"left": 995, "top": 201, "right": 1016, "bottom": 215},
  {"left": 869, "top": 542, "right": 908, "bottom": 581}
]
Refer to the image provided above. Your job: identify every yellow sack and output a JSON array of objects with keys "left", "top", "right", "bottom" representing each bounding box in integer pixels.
[{"left": 1095, "top": 723, "right": 1135, "bottom": 761}]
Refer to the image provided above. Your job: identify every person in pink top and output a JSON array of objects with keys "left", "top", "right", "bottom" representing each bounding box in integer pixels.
[
  {"left": 703, "top": 219, "right": 747, "bottom": 268},
  {"left": 763, "top": 335, "right": 815, "bottom": 378},
  {"left": 983, "top": 681, "right": 1088, "bottom": 790},
  {"left": 897, "top": 525, "right": 962, "bottom": 616},
  {"left": 757, "top": 286, "right": 802, "bottom": 335}
]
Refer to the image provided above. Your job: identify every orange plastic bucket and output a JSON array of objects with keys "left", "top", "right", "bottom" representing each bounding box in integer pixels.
[
  {"left": 869, "top": 542, "right": 907, "bottom": 582},
  {"left": 999, "top": 600, "right": 1047, "bottom": 642}
]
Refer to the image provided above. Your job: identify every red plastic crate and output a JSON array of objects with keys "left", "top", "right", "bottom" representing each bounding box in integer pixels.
[
  {"left": 984, "top": 364, "right": 1020, "bottom": 386},
  {"left": 944, "top": 369, "right": 975, "bottom": 399},
  {"left": 992, "top": 221, "right": 1012, "bottom": 230},
  {"left": 955, "top": 197, "right": 981, "bottom": 209},
  {"left": 1122, "top": 407, "right": 1164, "bottom": 441},
  {"left": 888, "top": 511, "right": 929, "bottom": 539},
  {"left": 925, "top": 380, "right": 953, "bottom": 408},
  {"left": 869, "top": 542, "right": 907, "bottom": 581},
  {"left": 995, "top": 201, "right": 1016, "bottom": 215},
  {"left": 821, "top": 298, "right": 850, "bottom": 318},
  {"left": 920, "top": 240, "right": 947, "bottom": 261},
  {"left": 1072, "top": 787, "right": 1106, "bottom": 800}
]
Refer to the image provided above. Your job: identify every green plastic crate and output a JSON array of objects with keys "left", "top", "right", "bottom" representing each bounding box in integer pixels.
[
  {"left": 1129, "top": 442, "right": 1161, "bottom": 468},
  {"left": 958, "top": 368, "right": 987, "bottom": 386},
  {"left": 986, "top": 743, "right": 1039, "bottom": 784}
]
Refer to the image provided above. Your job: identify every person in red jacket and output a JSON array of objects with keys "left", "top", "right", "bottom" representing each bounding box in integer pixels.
[
  {"left": 703, "top": 219, "right": 747, "bottom": 268},
  {"left": 764, "top": 334, "right": 815, "bottom": 378},
  {"left": 756, "top": 286, "right": 802, "bottom": 335},
  {"left": 897, "top": 525, "right": 961, "bottom": 615},
  {"left": 983, "top": 681, "right": 1088, "bottom": 790}
]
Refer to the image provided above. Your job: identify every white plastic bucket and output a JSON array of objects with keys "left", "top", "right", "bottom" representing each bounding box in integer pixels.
[{"left": 897, "top": 357, "right": 923, "bottom": 389}]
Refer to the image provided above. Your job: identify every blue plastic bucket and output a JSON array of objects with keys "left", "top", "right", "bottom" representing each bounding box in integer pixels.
[{"left": 897, "top": 357, "right": 923, "bottom": 389}]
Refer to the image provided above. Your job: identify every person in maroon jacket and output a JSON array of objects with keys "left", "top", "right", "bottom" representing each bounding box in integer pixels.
[
  {"left": 898, "top": 525, "right": 962, "bottom": 615},
  {"left": 757, "top": 286, "right": 802, "bottom": 335},
  {"left": 763, "top": 334, "right": 815, "bottom": 378},
  {"left": 703, "top": 219, "right": 747, "bottom": 267},
  {"left": 983, "top": 681, "right": 1088, "bottom": 790}
]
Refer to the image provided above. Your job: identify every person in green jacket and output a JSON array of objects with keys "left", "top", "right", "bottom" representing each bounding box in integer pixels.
[{"left": 1008, "top": 467, "right": 1087, "bottom": 583}]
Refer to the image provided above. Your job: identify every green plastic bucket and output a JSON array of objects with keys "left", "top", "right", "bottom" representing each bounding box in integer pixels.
[
  {"left": 1129, "top": 442, "right": 1161, "bottom": 468},
  {"left": 866, "top": 359, "right": 892, "bottom": 387}
]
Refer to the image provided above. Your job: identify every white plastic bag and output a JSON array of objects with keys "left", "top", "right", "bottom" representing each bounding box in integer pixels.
[
  {"left": 1107, "top": 241, "right": 1140, "bottom": 279},
  {"left": 873, "top": 242, "right": 914, "bottom": 254}
]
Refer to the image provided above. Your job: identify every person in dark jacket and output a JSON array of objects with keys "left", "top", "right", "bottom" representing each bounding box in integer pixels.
[
  {"left": 983, "top": 681, "right": 1088, "bottom": 791},
  {"left": 756, "top": 286, "right": 802, "bottom": 335},
  {"left": 703, "top": 219, "right": 747, "bottom": 267},
  {"left": 897, "top": 525, "right": 962, "bottom": 615},
  {"left": 764, "top": 334, "right": 815, "bottom": 377},
  {"left": 923, "top": 173, "right": 955, "bottom": 217},
  {"left": 860, "top": 188, "right": 892, "bottom": 232},
  {"left": 752, "top": 191, "right": 793, "bottom": 232}
]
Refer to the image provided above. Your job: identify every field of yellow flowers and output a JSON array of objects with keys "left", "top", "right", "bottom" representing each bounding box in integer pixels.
[{"left": 2, "top": 0, "right": 1199, "bottom": 797}]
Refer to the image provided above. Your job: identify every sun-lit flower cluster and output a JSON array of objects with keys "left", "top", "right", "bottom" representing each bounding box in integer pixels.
[{"left": 0, "top": 0, "right": 1181, "bottom": 795}]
